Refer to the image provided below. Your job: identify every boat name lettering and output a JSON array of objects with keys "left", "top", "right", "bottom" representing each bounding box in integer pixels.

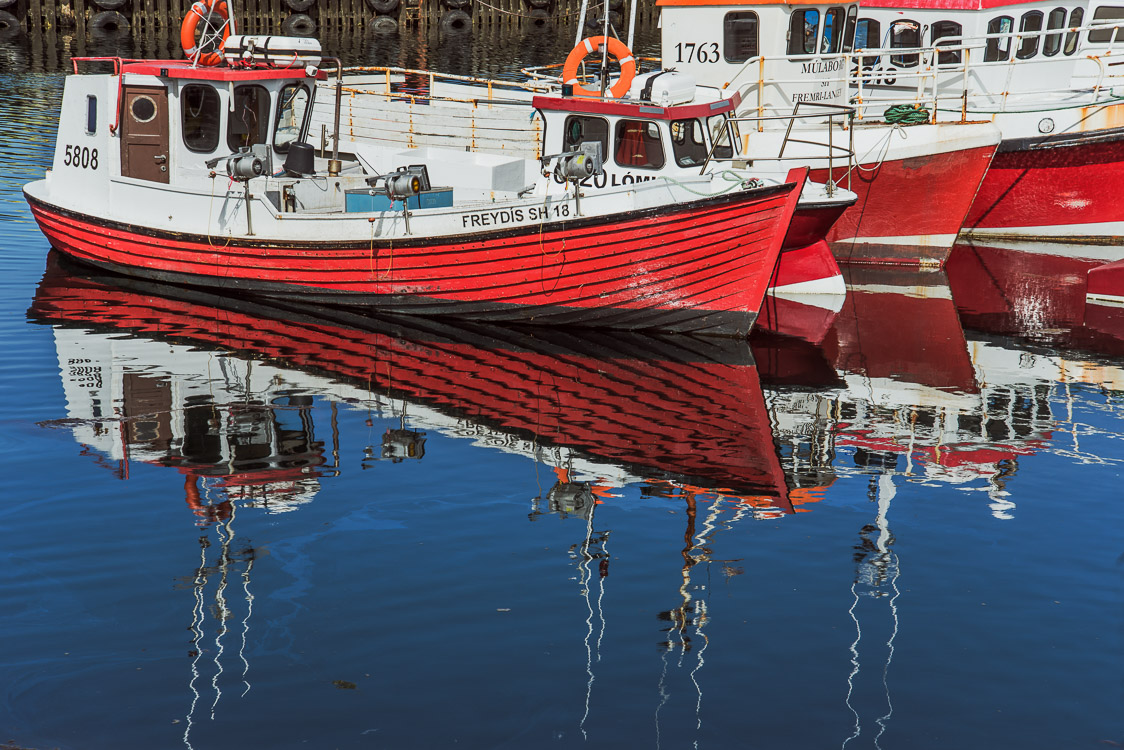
[
  {"left": 553, "top": 172, "right": 657, "bottom": 188},
  {"left": 63, "top": 145, "right": 99, "bottom": 171},
  {"left": 461, "top": 204, "right": 577, "bottom": 228},
  {"left": 800, "top": 59, "right": 845, "bottom": 75},
  {"left": 791, "top": 88, "right": 841, "bottom": 103}
]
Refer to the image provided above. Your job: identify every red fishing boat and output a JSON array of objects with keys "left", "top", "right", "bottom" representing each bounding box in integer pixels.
[{"left": 22, "top": 33, "right": 839, "bottom": 338}]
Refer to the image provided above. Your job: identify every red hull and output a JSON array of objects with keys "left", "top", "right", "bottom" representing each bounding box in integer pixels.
[
  {"left": 29, "top": 255, "right": 793, "bottom": 510},
  {"left": 963, "top": 129, "right": 1124, "bottom": 238},
  {"left": 25, "top": 182, "right": 800, "bottom": 337},
  {"left": 812, "top": 144, "right": 997, "bottom": 265}
]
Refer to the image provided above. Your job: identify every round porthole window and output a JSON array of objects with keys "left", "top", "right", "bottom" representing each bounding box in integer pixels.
[
  {"left": 1038, "top": 117, "right": 1055, "bottom": 134},
  {"left": 131, "top": 95, "right": 157, "bottom": 124}
]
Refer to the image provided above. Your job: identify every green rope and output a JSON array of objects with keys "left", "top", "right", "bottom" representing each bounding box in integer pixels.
[{"left": 883, "top": 104, "right": 931, "bottom": 125}]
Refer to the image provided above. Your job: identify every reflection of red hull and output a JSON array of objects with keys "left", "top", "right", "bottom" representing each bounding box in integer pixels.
[
  {"left": 827, "top": 266, "right": 977, "bottom": 393},
  {"left": 813, "top": 144, "right": 997, "bottom": 265},
  {"left": 963, "top": 131, "right": 1124, "bottom": 239},
  {"left": 30, "top": 254, "right": 793, "bottom": 510},
  {"left": 947, "top": 243, "right": 1124, "bottom": 356},
  {"left": 25, "top": 182, "right": 799, "bottom": 337}
]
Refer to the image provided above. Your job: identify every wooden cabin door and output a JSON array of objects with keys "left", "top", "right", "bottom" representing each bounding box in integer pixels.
[{"left": 120, "top": 86, "right": 170, "bottom": 184}]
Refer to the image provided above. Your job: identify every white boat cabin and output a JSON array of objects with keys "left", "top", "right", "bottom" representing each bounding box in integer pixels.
[
  {"left": 48, "top": 41, "right": 771, "bottom": 229},
  {"left": 657, "top": 0, "right": 860, "bottom": 116},
  {"left": 852, "top": 0, "right": 1091, "bottom": 97}
]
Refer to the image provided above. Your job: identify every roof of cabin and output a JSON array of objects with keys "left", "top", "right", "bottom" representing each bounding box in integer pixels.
[
  {"left": 857, "top": 0, "right": 1054, "bottom": 9},
  {"left": 531, "top": 92, "right": 741, "bottom": 120},
  {"left": 74, "top": 58, "right": 325, "bottom": 81},
  {"left": 657, "top": 0, "right": 845, "bottom": 6}
]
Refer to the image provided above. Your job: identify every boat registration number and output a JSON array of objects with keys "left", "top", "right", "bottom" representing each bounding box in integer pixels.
[{"left": 63, "top": 145, "right": 99, "bottom": 171}]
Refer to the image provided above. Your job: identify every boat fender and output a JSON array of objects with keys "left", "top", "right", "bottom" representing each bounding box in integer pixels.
[
  {"left": 181, "top": 0, "right": 230, "bottom": 67},
  {"left": 562, "top": 36, "right": 635, "bottom": 99}
]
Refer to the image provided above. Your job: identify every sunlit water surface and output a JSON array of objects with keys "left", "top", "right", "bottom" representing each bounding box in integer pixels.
[{"left": 0, "top": 19, "right": 1121, "bottom": 750}]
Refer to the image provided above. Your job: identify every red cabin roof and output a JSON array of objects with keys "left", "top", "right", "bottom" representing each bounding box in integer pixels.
[
  {"left": 532, "top": 91, "right": 741, "bottom": 120},
  {"left": 73, "top": 57, "right": 325, "bottom": 81},
  {"left": 858, "top": 0, "right": 1050, "bottom": 10}
]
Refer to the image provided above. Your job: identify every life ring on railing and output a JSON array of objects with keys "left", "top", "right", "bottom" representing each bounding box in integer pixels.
[
  {"left": 562, "top": 36, "right": 635, "bottom": 99},
  {"left": 180, "top": 0, "right": 230, "bottom": 67}
]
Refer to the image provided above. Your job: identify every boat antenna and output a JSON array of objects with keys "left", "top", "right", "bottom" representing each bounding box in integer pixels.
[
  {"left": 575, "top": 0, "right": 589, "bottom": 46},
  {"left": 626, "top": 0, "right": 638, "bottom": 52},
  {"left": 599, "top": 3, "right": 610, "bottom": 98}
]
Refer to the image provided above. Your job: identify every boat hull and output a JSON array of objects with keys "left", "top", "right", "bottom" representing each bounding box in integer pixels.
[
  {"left": 812, "top": 142, "right": 998, "bottom": 266},
  {"left": 25, "top": 181, "right": 800, "bottom": 338},
  {"left": 961, "top": 127, "right": 1124, "bottom": 242}
]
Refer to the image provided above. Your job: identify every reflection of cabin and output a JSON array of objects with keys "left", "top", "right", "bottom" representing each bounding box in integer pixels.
[{"left": 51, "top": 328, "right": 329, "bottom": 515}]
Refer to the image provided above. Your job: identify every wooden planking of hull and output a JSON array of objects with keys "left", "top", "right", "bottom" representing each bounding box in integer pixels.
[{"left": 26, "top": 181, "right": 801, "bottom": 338}]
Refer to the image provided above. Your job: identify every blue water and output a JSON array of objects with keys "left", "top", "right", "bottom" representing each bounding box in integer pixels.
[{"left": 1, "top": 23, "right": 1122, "bottom": 750}]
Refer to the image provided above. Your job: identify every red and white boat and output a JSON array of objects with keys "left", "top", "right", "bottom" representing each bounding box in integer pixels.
[
  {"left": 650, "top": 0, "right": 1002, "bottom": 266},
  {"left": 22, "top": 35, "right": 843, "bottom": 338},
  {"left": 850, "top": 0, "right": 1124, "bottom": 242}
]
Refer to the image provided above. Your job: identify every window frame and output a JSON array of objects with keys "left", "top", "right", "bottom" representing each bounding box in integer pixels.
[
  {"left": 272, "top": 83, "right": 313, "bottom": 154},
  {"left": 613, "top": 119, "right": 666, "bottom": 170},
  {"left": 889, "top": 19, "right": 921, "bottom": 68},
  {"left": 788, "top": 9, "right": 821, "bottom": 55},
  {"left": 1017, "top": 10, "right": 1044, "bottom": 59},
  {"left": 180, "top": 83, "right": 222, "bottom": 154},
  {"left": 985, "top": 15, "right": 1014, "bottom": 62},
  {"left": 226, "top": 84, "right": 272, "bottom": 153},
  {"left": 1065, "top": 7, "right": 1084, "bottom": 53},
  {"left": 723, "top": 11, "right": 760, "bottom": 63},
  {"left": 931, "top": 20, "right": 963, "bottom": 65}
]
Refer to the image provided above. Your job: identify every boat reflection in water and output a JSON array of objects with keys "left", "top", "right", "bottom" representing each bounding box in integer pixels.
[
  {"left": 29, "top": 251, "right": 792, "bottom": 517},
  {"left": 29, "top": 251, "right": 805, "bottom": 745},
  {"left": 757, "top": 263, "right": 1080, "bottom": 523}
]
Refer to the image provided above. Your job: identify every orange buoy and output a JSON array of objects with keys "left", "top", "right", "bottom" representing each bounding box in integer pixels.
[
  {"left": 562, "top": 36, "right": 636, "bottom": 99},
  {"left": 180, "top": 0, "right": 230, "bottom": 67}
]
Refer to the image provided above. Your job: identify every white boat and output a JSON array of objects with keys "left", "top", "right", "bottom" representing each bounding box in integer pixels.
[{"left": 21, "top": 33, "right": 853, "bottom": 338}]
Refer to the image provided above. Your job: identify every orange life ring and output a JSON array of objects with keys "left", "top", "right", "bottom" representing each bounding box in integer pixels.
[
  {"left": 180, "top": 0, "right": 230, "bottom": 67},
  {"left": 562, "top": 36, "right": 636, "bottom": 99}
]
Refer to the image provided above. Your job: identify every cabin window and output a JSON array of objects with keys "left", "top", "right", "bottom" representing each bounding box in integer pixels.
[
  {"left": 932, "top": 21, "right": 963, "bottom": 65},
  {"left": 854, "top": 18, "right": 881, "bottom": 65},
  {"left": 1043, "top": 8, "right": 1066, "bottom": 56},
  {"left": 182, "top": 84, "right": 221, "bottom": 153},
  {"left": 1089, "top": 5, "right": 1124, "bottom": 42},
  {"left": 562, "top": 115, "right": 609, "bottom": 160},
  {"left": 723, "top": 11, "right": 759, "bottom": 62},
  {"left": 707, "top": 115, "right": 736, "bottom": 160},
  {"left": 614, "top": 120, "right": 665, "bottom": 169},
  {"left": 823, "top": 7, "right": 845, "bottom": 53},
  {"left": 85, "top": 95, "right": 97, "bottom": 135},
  {"left": 227, "top": 84, "right": 271, "bottom": 152},
  {"left": 842, "top": 6, "right": 858, "bottom": 52},
  {"left": 788, "top": 9, "right": 820, "bottom": 55},
  {"left": 985, "top": 16, "right": 1014, "bottom": 61},
  {"left": 1065, "top": 7, "right": 1084, "bottom": 53},
  {"left": 273, "top": 84, "right": 311, "bottom": 154},
  {"left": 670, "top": 119, "right": 709, "bottom": 167},
  {"left": 889, "top": 20, "right": 921, "bottom": 67},
  {"left": 1017, "top": 11, "right": 1044, "bottom": 59}
]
